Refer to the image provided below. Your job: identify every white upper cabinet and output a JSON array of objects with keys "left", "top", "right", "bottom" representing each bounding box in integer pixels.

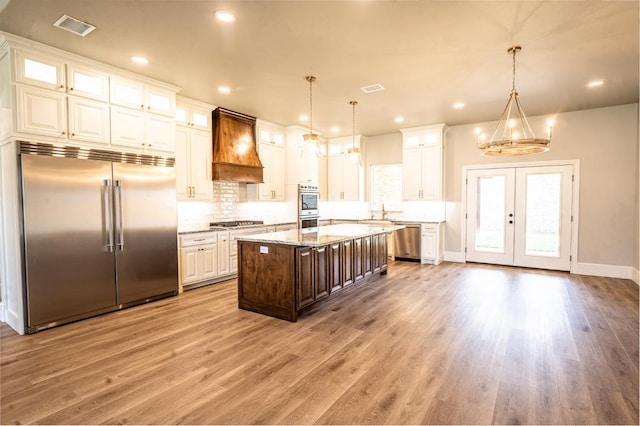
[
  {"left": 6, "top": 37, "right": 180, "bottom": 154},
  {"left": 67, "top": 97, "right": 110, "bottom": 144},
  {"left": 16, "top": 50, "right": 109, "bottom": 102},
  {"left": 110, "top": 106, "right": 145, "bottom": 148},
  {"left": 66, "top": 64, "right": 109, "bottom": 102},
  {"left": 175, "top": 98, "right": 212, "bottom": 131},
  {"left": 252, "top": 120, "right": 286, "bottom": 201},
  {"left": 175, "top": 97, "right": 214, "bottom": 200},
  {"left": 15, "top": 85, "right": 67, "bottom": 138},
  {"left": 110, "top": 76, "right": 175, "bottom": 117},
  {"left": 145, "top": 113, "right": 175, "bottom": 152},
  {"left": 327, "top": 135, "right": 365, "bottom": 201},
  {"left": 14, "top": 50, "right": 65, "bottom": 91},
  {"left": 109, "top": 76, "right": 177, "bottom": 152},
  {"left": 400, "top": 123, "right": 446, "bottom": 201},
  {"left": 110, "top": 105, "right": 174, "bottom": 153}
]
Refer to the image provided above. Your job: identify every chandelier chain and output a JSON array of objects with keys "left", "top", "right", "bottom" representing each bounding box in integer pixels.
[{"left": 512, "top": 47, "right": 517, "bottom": 93}]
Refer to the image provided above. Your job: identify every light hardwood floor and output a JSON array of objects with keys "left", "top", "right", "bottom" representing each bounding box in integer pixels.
[{"left": 1, "top": 261, "right": 638, "bottom": 424}]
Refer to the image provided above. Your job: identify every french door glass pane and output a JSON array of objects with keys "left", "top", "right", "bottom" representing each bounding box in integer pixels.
[
  {"left": 475, "top": 175, "right": 505, "bottom": 253},
  {"left": 525, "top": 173, "right": 561, "bottom": 257}
]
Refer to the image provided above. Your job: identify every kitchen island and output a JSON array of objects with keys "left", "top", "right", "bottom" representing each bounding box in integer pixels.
[{"left": 236, "top": 224, "right": 403, "bottom": 321}]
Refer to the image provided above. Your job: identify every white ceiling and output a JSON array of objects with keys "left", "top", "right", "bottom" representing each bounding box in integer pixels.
[{"left": 0, "top": 0, "right": 638, "bottom": 138}]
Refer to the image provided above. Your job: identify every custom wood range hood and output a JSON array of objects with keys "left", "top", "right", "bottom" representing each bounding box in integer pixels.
[{"left": 211, "top": 107, "right": 264, "bottom": 183}]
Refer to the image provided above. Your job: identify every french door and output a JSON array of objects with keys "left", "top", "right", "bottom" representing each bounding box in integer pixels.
[{"left": 466, "top": 165, "right": 573, "bottom": 271}]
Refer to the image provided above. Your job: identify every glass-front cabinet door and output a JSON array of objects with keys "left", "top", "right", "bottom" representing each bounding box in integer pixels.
[
  {"left": 15, "top": 49, "right": 66, "bottom": 91},
  {"left": 66, "top": 64, "right": 109, "bottom": 102}
]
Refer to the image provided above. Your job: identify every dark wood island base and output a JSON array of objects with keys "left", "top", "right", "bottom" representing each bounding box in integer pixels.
[{"left": 237, "top": 225, "right": 400, "bottom": 321}]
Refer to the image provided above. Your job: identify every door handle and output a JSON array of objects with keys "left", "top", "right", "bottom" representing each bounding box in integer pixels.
[
  {"left": 114, "top": 180, "right": 124, "bottom": 251},
  {"left": 103, "top": 179, "right": 114, "bottom": 252}
]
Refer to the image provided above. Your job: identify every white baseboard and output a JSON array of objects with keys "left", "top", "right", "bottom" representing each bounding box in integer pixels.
[
  {"left": 442, "top": 253, "right": 637, "bottom": 282},
  {"left": 574, "top": 262, "right": 635, "bottom": 280},
  {"left": 444, "top": 251, "right": 465, "bottom": 263}
]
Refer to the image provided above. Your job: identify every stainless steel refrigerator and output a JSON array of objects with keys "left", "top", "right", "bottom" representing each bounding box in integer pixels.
[{"left": 19, "top": 143, "right": 178, "bottom": 333}]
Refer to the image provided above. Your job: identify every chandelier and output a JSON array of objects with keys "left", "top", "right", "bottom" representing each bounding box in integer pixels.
[
  {"left": 303, "top": 75, "right": 319, "bottom": 147},
  {"left": 477, "top": 46, "right": 552, "bottom": 156},
  {"left": 347, "top": 100, "right": 361, "bottom": 163}
]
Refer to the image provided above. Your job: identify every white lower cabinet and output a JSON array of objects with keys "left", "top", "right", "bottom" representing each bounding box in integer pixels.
[
  {"left": 421, "top": 223, "right": 444, "bottom": 265},
  {"left": 179, "top": 225, "right": 293, "bottom": 290},
  {"left": 179, "top": 232, "right": 218, "bottom": 289},
  {"left": 217, "top": 232, "right": 230, "bottom": 276}
]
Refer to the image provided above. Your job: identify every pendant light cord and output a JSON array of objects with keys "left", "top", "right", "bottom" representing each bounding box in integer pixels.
[{"left": 307, "top": 76, "right": 315, "bottom": 134}]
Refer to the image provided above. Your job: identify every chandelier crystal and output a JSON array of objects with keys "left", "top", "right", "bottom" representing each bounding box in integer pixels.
[{"left": 477, "top": 46, "right": 552, "bottom": 156}]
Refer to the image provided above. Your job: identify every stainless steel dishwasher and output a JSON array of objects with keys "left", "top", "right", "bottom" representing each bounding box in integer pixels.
[{"left": 393, "top": 223, "right": 421, "bottom": 260}]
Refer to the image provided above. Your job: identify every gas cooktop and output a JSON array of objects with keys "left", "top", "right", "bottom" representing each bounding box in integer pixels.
[{"left": 209, "top": 220, "right": 264, "bottom": 228}]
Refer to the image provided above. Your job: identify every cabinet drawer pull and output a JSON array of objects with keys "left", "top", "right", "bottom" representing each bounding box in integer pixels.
[{"left": 194, "top": 238, "right": 205, "bottom": 242}]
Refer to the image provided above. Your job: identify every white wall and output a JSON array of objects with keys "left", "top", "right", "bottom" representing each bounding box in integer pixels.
[{"left": 444, "top": 103, "right": 639, "bottom": 268}]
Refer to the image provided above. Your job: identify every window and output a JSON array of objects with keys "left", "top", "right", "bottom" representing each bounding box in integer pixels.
[{"left": 370, "top": 164, "right": 402, "bottom": 211}]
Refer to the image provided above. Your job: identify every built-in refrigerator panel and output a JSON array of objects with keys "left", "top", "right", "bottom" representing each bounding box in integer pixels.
[
  {"left": 112, "top": 162, "right": 178, "bottom": 304},
  {"left": 21, "top": 154, "right": 118, "bottom": 328}
]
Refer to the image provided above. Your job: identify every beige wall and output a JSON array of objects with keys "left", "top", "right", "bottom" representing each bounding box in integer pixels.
[{"left": 444, "top": 103, "right": 639, "bottom": 267}]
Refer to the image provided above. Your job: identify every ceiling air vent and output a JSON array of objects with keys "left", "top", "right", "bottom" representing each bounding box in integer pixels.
[
  {"left": 360, "top": 83, "right": 385, "bottom": 94},
  {"left": 53, "top": 15, "right": 96, "bottom": 37}
]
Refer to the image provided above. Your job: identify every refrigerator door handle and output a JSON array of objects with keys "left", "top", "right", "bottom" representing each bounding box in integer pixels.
[
  {"left": 103, "top": 179, "right": 114, "bottom": 252},
  {"left": 114, "top": 179, "right": 124, "bottom": 251}
]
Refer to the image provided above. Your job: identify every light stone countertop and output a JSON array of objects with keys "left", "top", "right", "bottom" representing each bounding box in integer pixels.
[
  {"left": 177, "top": 222, "right": 297, "bottom": 235},
  {"left": 236, "top": 223, "right": 405, "bottom": 247}
]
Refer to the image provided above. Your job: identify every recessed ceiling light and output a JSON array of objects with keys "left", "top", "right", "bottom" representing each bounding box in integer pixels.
[
  {"left": 394, "top": 116, "right": 404, "bottom": 123},
  {"left": 331, "top": 126, "right": 340, "bottom": 133},
  {"left": 588, "top": 80, "right": 604, "bottom": 88},
  {"left": 131, "top": 56, "right": 148, "bottom": 64},
  {"left": 299, "top": 114, "right": 308, "bottom": 122},
  {"left": 453, "top": 102, "right": 465, "bottom": 109},
  {"left": 218, "top": 86, "right": 231, "bottom": 94},
  {"left": 215, "top": 10, "right": 236, "bottom": 22}
]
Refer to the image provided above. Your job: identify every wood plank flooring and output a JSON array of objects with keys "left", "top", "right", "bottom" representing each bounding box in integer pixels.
[{"left": 1, "top": 261, "right": 638, "bottom": 424}]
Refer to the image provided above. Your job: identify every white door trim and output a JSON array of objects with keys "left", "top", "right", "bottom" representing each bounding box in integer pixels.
[{"left": 461, "top": 159, "right": 580, "bottom": 273}]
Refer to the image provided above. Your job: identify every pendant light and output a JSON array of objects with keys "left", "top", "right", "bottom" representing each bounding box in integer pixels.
[
  {"left": 347, "top": 100, "right": 361, "bottom": 164},
  {"left": 303, "top": 76, "right": 319, "bottom": 148},
  {"left": 477, "top": 46, "right": 553, "bottom": 156}
]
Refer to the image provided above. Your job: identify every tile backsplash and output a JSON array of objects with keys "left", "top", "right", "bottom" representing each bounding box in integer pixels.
[{"left": 177, "top": 181, "right": 298, "bottom": 227}]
